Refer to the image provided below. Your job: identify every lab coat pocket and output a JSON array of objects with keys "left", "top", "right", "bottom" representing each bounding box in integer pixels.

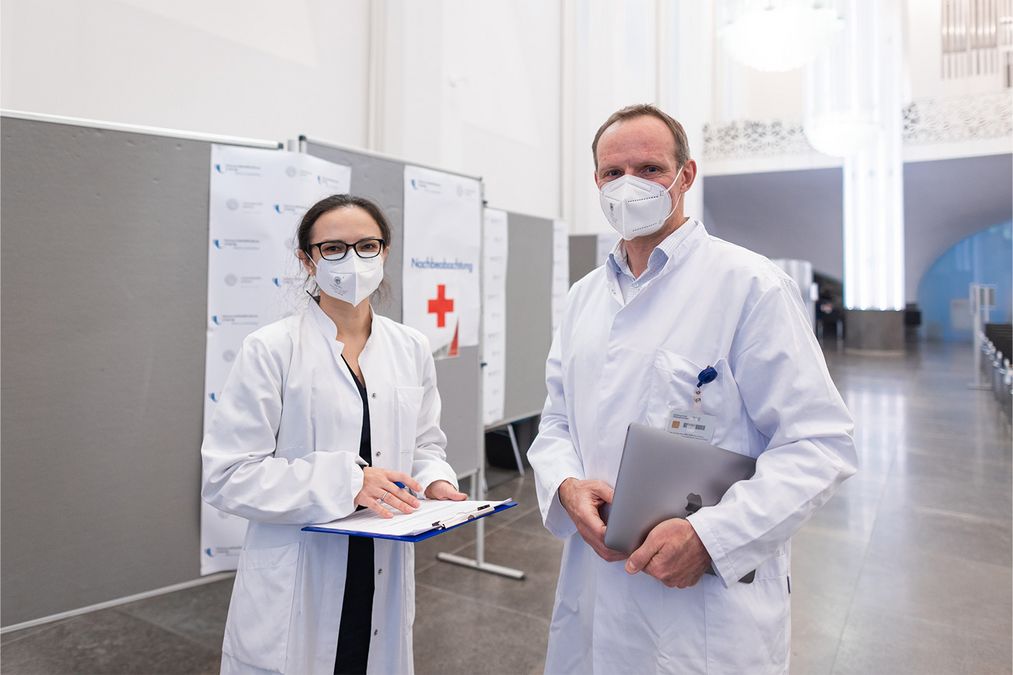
[
  {"left": 648, "top": 351, "right": 750, "bottom": 453},
  {"left": 704, "top": 565, "right": 790, "bottom": 672},
  {"left": 646, "top": 350, "right": 725, "bottom": 429},
  {"left": 222, "top": 542, "right": 300, "bottom": 672},
  {"left": 396, "top": 386, "right": 424, "bottom": 456}
]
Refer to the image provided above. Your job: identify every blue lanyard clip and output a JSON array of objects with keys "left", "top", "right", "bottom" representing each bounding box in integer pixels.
[{"left": 696, "top": 366, "right": 718, "bottom": 389}]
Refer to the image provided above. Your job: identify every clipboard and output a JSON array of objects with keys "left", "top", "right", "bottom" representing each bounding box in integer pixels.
[{"left": 302, "top": 499, "right": 518, "bottom": 543}]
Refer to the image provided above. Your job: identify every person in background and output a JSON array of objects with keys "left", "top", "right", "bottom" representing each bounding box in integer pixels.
[{"left": 202, "top": 194, "right": 466, "bottom": 675}]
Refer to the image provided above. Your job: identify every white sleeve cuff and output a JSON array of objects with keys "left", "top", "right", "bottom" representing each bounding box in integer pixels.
[
  {"left": 686, "top": 511, "right": 734, "bottom": 588},
  {"left": 542, "top": 479, "right": 578, "bottom": 539}
]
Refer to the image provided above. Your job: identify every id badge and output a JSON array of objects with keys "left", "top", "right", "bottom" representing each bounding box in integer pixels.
[{"left": 668, "top": 409, "right": 716, "bottom": 442}]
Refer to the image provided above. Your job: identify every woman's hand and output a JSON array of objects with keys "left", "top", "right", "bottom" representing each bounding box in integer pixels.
[
  {"left": 354, "top": 468, "right": 423, "bottom": 518},
  {"left": 424, "top": 480, "right": 467, "bottom": 501}
]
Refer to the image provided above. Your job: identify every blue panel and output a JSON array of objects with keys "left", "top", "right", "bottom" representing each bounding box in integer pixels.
[{"left": 917, "top": 221, "right": 1012, "bottom": 342}]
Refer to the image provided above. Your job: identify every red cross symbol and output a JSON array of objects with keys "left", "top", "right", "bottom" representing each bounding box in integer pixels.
[{"left": 427, "top": 284, "right": 455, "bottom": 328}]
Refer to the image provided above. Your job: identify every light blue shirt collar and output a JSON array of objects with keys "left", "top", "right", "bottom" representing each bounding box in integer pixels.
[{"left": 607, "top": 218, "right": 699, "bottom": 282}]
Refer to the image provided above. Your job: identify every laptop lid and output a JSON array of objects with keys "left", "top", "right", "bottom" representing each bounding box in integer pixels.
[{"left": 603, "top": 423, "right": 757, "bottom": 556}]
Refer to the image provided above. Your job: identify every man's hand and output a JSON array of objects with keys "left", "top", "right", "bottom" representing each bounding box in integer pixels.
[
  {"left": 625, "top": 518, "right": 711, "bottom": 588},
  {"left": 558, "top": 478, "right": 626, "bottom": 563}
]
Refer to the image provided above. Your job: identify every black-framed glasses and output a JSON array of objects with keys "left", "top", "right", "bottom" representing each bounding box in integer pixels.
[{"left": 311, "top": 238, "right": 386, "bottom": 261}]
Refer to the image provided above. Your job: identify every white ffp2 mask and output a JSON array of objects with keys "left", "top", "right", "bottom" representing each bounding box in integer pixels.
[
  {"left": 599, "top": 168, "right": 684, "bottom": 240},
  {"left": 313, "top": 254, "right": 384, "bottom": 306}
]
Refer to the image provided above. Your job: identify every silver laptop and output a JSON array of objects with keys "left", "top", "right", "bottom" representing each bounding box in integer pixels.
[{"left": 603, "top": 423, "right": 757, "bottom": 582}]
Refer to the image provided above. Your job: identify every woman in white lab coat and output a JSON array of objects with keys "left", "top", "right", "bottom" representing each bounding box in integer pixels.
[{"left": 202, "top": 194, "right": 466, "bottom": 675}]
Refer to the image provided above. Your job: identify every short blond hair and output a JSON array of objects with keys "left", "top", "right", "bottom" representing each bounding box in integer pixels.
[{"left": 592, "top": 104, "right": 691, "bottom": 170}]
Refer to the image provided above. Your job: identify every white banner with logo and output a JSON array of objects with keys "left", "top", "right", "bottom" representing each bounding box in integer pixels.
[
  {"left": 402, "top": 166, "right": 482, "bottom": 359},
  {"left": 481, "top": 209, "right": 508, "bottom": 426},
  {"left": 202, "top": 144, "right": 351, "bottom": 575},
  {"left": 551, "top": 219, "right": 570, "bottom": 332}
]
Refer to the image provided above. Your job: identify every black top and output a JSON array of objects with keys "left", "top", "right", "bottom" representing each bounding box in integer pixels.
[{"left": 334, "top": 356, "right": 374, "bottom": 675}]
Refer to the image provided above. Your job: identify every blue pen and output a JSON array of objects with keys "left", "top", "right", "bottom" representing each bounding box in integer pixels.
[{"left": 394, "top": 481, "right": 417, "bottom": 500}]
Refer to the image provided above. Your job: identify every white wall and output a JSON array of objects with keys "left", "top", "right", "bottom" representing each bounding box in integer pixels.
[
  {"left": 709, "top": 1, "right": 1007, "bottom": 123},
  {"left": 566, "top": 0, "right": 660, "bottom": 234},
  {"left": 905, "top": 0, "right": 1007, "bottom": 100},
  {"left": 3, "top": 0, "right": 1004, "bottom": 230},
  {"left": 0, "top": 0, "right": 371, "bottom": 146},
  {"left": 378, "top": 0, "right": 562, "bottom": 220},
  {"left": 711, "top": 22, "right": 805, "bottom": 123},
  {"left": 1, "top": 0, "right": 563, "bottom": 221}
]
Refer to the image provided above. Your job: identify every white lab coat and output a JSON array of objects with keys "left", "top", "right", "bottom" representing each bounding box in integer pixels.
[
  {"left": 202, "top": 300, "right": 458, "bottom": 675},
  {"left": 528, "top": 220, "right": 857, "bottom": 675}
]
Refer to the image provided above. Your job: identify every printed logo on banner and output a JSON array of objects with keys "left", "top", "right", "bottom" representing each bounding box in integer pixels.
[
  {"left": 212, "top": 238, "right": 263, "bottom": 252},
  {"left": 274, "top": 203, "right": 308, "bottom": 217},
  {"left": 272, "top": 275, "right": 304, "bottom": 288},
  {"left": 214, "top": 162, "right": 262, "bottom": 177},
  {"left": 428, "top": 284, "right": 455, "bottom": 327},
  {"left": 409, "top": 178, "right": 443, "bottom": 194},
  {"left": 210, "top": 313, "right": 260, "bottom": 328},
  {"left": 222, "top": 198, "right": 264, "bottom": 214},
  {"left": 204, "top": 541, "right": 242, "bottom": 556},
  {"left": 203, "top": 542, "right": 244, "bottom": 557},
  {"left": 223, "top": 274, "right": 267, "bottom": 289},
  {"left": 427, "top": 284, "right": 460, "bottom": 358},
  {"left": 317, "top": 174, "right": 346, "bottom": 190},
  {"left": 285, "top": 166, "right": 321, "bottom": 181}
]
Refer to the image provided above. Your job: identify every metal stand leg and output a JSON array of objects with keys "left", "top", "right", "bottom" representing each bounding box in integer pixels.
[
  {"left": 506, "top": 422, "right": 525, "bottom": 476},
  {"left": 968, "top": 284, "right": 995, "bottom": 390},
  {"left": 436, "top": 448, "right": 526, "bottom": 580},
  {"left": 436, "top": 519, "right": 526, "bottom": 579}
]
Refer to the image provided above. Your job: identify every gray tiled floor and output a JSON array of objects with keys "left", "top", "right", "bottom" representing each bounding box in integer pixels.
[{"left": 2, "top": 343, "right": 1010, "bottom": 674}]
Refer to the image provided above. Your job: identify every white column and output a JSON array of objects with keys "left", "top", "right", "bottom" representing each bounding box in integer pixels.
[
  {"left": 806, "top": 0, "right": 906, "bottom": 311},
  {"left": 841, "top": 0, "right": 905, "bottom": 311},
  {"left": 562, "top": 0, "right": 659, "bottom": 234},
  {"left": 658, "top": 0, "right": 713, "bottom": 222}
]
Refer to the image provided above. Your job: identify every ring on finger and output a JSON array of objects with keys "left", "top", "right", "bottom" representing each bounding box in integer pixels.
[{"left": 378, "top": 490, "right": 389, "bottom": 504}]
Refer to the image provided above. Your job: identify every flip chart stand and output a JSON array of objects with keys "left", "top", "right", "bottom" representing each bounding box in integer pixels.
[{"left": 436, "top": 454, "right": 525, "bottom": 580}]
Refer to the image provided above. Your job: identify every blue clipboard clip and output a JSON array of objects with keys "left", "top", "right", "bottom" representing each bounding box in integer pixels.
[{"left": 432, "top": 503, "right": 495, "bottom": 530}]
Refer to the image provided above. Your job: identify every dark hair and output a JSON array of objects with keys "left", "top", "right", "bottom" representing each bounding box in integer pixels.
[
  {"left": 296, "top": 194, "right": 393, "bottom": 300},
  {"left": 296, "top": 193, "right": 392, "bottom": 256},
  {"left": 591, "top": 103, "right": 691, "bottom": 171}
]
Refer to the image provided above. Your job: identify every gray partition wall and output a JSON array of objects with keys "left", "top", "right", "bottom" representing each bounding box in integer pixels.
[
  {"left": 301, "top": 137, "right": 482, "bottom": 478},
  {"left": 2, "top": 120, "right": 490, "bottom": 628},
  {"left": 489, "top": 211, "right": 555, "bottom": 427},
  {"left": 1, "top": 114, "right": 280, "bottom": 627},
  {"left": 569, "top": 233, "right": 599, "bottom": 286}
]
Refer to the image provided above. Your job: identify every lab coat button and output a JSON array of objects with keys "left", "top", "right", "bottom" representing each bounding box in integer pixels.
[
  {"left": 377, "top": 568, "right": 383, "bottom": 575},
  {"left": 373, "top": 629, "right": 379, "bottom": 636},
  {"left": 375, "top": 451, "right": 382, "bottom": 457},
  {"left": 371, "top": 392, "right": 377, "bottom": 399}
]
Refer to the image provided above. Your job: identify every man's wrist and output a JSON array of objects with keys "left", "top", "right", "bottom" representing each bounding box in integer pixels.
[{"left": 557, "top": 477, "right": 577, "bottom": 510}]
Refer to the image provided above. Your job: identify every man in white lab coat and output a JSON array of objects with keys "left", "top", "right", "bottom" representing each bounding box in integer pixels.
[{"left": 527, "top": 104, "right": 857, "bottom": 674}]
